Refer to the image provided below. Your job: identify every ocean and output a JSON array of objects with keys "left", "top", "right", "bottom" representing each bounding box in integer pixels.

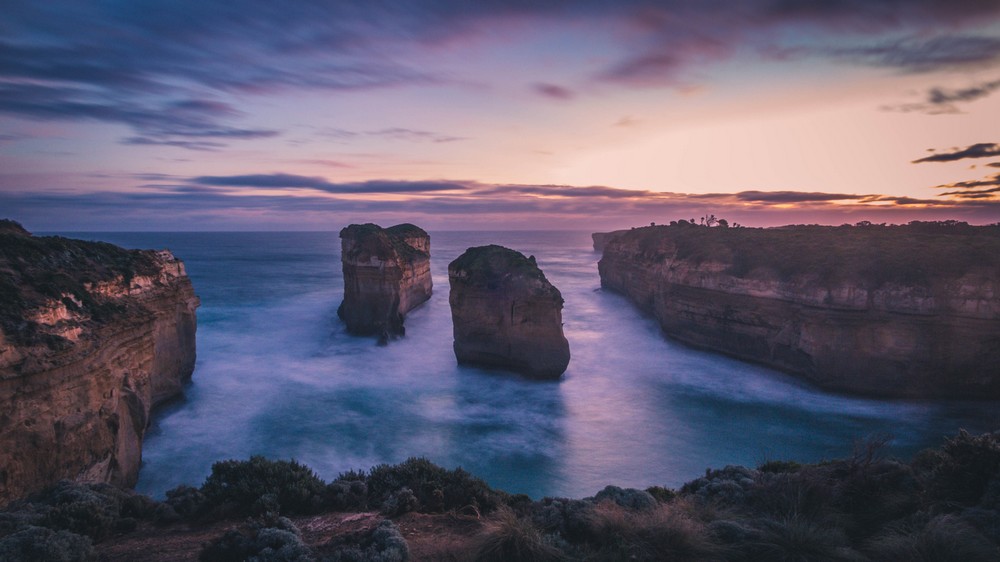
[{"left": 61, "top": 230, "right": 999, "bottom": 500}]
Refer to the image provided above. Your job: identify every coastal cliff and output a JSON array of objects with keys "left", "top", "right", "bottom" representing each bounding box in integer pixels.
[
  {"left": 591, "top": 229, "right": 629, "bottom": 253},
  {"left": 338, "top": 223, "right": 432, "bottom": 340},
  {"left": 0, "top": 221, "right": 199, "bottom": 504},
  {"left": 448, "top": 245, "right": 570, "bottom": 378},
  {"left": 598, "top": 222, "right": 1000, "bottom": 398}
]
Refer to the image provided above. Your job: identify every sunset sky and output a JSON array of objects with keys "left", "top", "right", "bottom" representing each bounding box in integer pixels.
[{"left": 3, "top": 1, "right": 1000, "bottom": 230}]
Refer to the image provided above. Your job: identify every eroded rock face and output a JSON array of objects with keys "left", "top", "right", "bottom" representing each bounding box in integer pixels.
[
  {"left": 598, "top": 223, "right": 1000, "bottom": 398},
  {"left": 0, "top": 222, "right": 199, "bottom": 503},
  {"left": 591, "top": 230, "right": 629, "bottom": 253},
  {"left": 448, "top": 245, "right": 570, "bottom": 378},
  {"left": 337, "top": 223, "right": 432, "bottom": 340}
]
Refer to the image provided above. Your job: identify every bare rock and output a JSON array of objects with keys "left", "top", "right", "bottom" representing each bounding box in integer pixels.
[
  {"left": 448, "top": 245, "right": 569, "bottom": 379},
  {"left": 0, "top": 222, "right": 199, "bottom": 503},
  {"left": 337, "top": 223, "right": 432, "bottom": 340}
]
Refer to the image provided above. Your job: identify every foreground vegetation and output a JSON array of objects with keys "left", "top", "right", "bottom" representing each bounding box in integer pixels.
[{"left": 1, "top": 430, "right": 997, "bottom": 561}]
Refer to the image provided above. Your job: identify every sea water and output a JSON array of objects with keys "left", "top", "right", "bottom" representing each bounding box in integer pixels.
[{"left": 61, "top": 231, "right": 1000, "bottom": 500}]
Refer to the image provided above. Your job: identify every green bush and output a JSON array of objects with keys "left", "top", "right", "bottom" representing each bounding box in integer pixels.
[
  {"left": 0, "top": 525, "right": 94, "bottom": 562},
  {"left": 365, "top": 457, "right": 506, "bottom": 514},
  {"left": 199, "top": 515, "right": 313, "bottom": 562},
  {"left": 200, "top": 456, "right": 327, "bottom": 517},
  {"left": 326, "top": 519, "right": 409, "bottom": 562}
]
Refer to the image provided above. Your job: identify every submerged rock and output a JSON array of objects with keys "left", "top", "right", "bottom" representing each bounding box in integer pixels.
[
  {"left": 0, "top": 220, "right": 199, "bottom": 503},
  {"left": 338, "top": 223, "right": 432, "bottom": 341},
  {"left": 448, "top": 245, "right": 570, "bottom": 378}
]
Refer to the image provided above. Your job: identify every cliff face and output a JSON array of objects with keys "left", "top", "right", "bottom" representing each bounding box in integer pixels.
[
  {"left": 591, "top": 230, "right": 629, "bottom": 253},
  {"left": 448, "top": 245, "right": 570, "bottom": 379},
  {"left": 338, "top": 223, "right": 432, "bottom": 340},
  {"left": 0, "top": 222, "right": 199, "bottom": 504},
  {"left": 598, "top": 223, "right": 1000, "bottom": 398}
]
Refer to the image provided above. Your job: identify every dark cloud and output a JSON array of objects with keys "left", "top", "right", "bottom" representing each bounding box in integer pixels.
[
  {"left": 913, "top": 143, "right": 1000, "bottom": 163},
  {"left": 190, "top": 174, "right": 469, "bottom": 194},
  {"left": 735, "top": 191, "right": 865, "bottom": 203},
  {"left": 307, "top": 127, "right": 465, "bottom": 144},
  {"left": 835, "top": 35, "right": 1000, "bottom": 73},
  {"left": 884, "top": 78, "right": 1000, "bottom": 114},
  {"left": 933, "top": 172, "right": 1000, "bottom": 199},
  {"left": 988, "top": 162, "right": 1000, "bottom": 168},
  {"left": 533, "top": 83, "right": 575, "bottom": 100},
  {"left": 4, "top": 0, "right": 999, "bottom": 141}
]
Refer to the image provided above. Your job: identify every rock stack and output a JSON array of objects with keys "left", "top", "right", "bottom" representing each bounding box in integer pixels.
[
  {"left": 448, "top": 245, "right": 570, "bottom": 379},
  {"left": 338, "top": 223, "right": 432, "bottom": 342}
]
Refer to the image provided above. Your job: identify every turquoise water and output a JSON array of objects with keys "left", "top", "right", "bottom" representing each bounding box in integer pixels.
[{"left": 63, "top": 231, "right": 999, "bottom": 499}]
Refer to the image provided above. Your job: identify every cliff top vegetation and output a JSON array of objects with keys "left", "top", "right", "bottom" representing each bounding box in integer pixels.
[
  {"left": 340, "top": 223, "right": 430, "bottom": 261},
  {"left": 0, "top": 220, "right": 161, "bottom": 348},
  {"left": 607, "top": 220, "right": 1000, "bottom": 286},
  {"left": 448, "top": 244, "right": 559, "bottom": 294},
  {"left": 2, "top": 430, "right": 998, "bottom": 561}
]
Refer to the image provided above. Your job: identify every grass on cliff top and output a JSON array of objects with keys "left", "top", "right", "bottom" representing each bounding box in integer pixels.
[
  {"left": 0, "top": 220, "right": 161, "bottom": 348},
  {"left": 449, "top": 245, "right": 544, "bottom": 279},
  {"left": 610, "top": 221, "right": 1000, "bottom": 286}
]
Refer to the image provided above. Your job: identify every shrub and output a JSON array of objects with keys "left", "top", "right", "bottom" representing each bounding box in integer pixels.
[
  {"left": 645, "top": 486, "right": 677, "bottom": 503},
  {"left": 924, "top": 430, "right": 1000, "bottom": 506},
  {"left": 326, "top": 519, "right": 409, "bottom": 562},
  {"left": 164, "top": 484, "right": 207, "bottom": 518},
  {"left": 530, "top": 498, "right": 595, "bottom": 541},
  {"left": 199, "top": 515, "right": 313, "bottom": 562},
  {"left": 746, "top": 516, "right": 857, "bottom": 562},
  {"left": 380, "top": 488, "right": 419, "bottom": 517},
  {"left": 0, "top": 525, "right": 94, "bottom": 562},
  {"left": 681, "top": 466, "right": 758, "bottom": 506},
  {"left": 200, "top": 456, "right": 327, "bottom": 517},
  {"left": 473, "top": 506, "right": 564, "bottom": 562},
  {"left": 583, "top": 501, "right": 722, "bottom": 561},
  {"left": 592, "top": 485, "right": 657, "bottom": 511},
  {"left": 758, "top": 460, "right": 802, "bottom": 474},
  {"left": 365, "top": 458, "right": 506, "bottom": 514},
  {"left": 864, "top": 514, "right": 998, "bottom": 562},
  {"left": 325, "top": 479, "right": 369, "bottom": 511}
]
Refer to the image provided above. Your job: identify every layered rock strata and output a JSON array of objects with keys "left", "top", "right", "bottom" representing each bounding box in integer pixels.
[
  {"left": 337, "top": 223, "right": 432, "bottom": 340},
  {"left": 598, "top": 223, "right": 1000, "bottom": 398},
  {"left": 448, "top": 245, "right": 570, "bottom": 378},
  {"left": 0, "top": 221, "right": 199, "bottom": 503}
]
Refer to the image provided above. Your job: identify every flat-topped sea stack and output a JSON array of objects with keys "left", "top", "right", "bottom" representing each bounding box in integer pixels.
[
  {"left": 338, "top": 223, "right": 432, "bottom": 341},
  {"left": 448, "top": 245, "right": 570, "bottom": 379},
  {"left": 0, "top": 220, "right": 199, "bottom": 504},
  {"left": 598, "top": 222, "right": 1000, "bottom": 398}
]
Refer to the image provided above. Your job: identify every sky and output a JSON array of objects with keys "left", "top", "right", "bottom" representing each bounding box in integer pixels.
[{"left": 3, "top": 1, "right": 1000, "bottom": 231}]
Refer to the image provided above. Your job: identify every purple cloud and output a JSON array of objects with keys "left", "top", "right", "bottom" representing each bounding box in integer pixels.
[{"left": 913, "top": 143, "right": 1000, "bottom": 163}]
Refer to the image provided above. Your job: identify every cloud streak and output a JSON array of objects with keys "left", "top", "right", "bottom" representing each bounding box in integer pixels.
[{"left": 913, "top": 143, "right": 1000, "bottom": 163}]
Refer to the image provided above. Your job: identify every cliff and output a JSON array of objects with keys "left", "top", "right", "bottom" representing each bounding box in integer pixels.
[
  {"left": 591, "top": 229, "right": 629, "bottom": 253},
  {"left": 0, "top": 221, "right": 199, "bottom": 504},
  {"left": 448, "top": 245, "right": 570, "bottom": 378},
  {"left": 338, "top": 223, "right": 432, "bottom": 341},
  {"left": 598, "top": 222, "right": 1000, "bottom": 398}
]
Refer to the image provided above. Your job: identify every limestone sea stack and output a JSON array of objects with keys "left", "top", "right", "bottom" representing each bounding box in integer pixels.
[
  {"left": 448, "top": 245, "right": 570, "bottom": 378},
  {"left": 598, "top": 222, "right": 1000, "bottom": 399},
  {"left": 338, "top": 223, "right": 432, "bottom": 340},
  {"left": 0, "top": 220, "right": 199, "bottom": 503}
]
